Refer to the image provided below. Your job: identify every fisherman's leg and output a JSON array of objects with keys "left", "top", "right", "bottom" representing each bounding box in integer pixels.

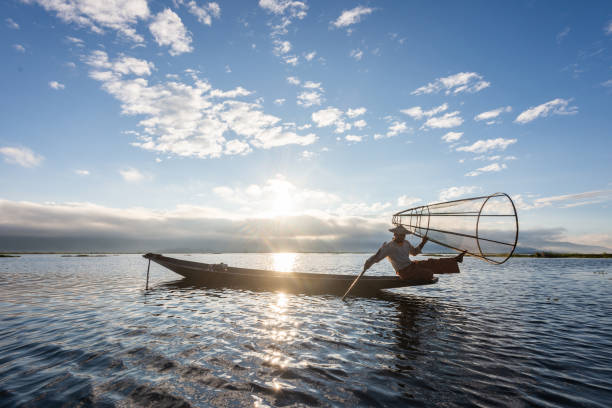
[
  {"left": 419, "top": 257, "right": 460, "bottom": 274},
  {"left": 398, "top": 262, "right": 434, "bottom": 281}
]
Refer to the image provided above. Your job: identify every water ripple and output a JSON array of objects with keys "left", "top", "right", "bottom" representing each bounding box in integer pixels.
[{"left": 0, "top": 255, "right": 611, "bottom": 407}]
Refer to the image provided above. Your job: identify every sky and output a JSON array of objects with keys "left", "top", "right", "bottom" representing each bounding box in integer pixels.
[{"left": 1, "top": 0, "right": 611, "bottom": 253}]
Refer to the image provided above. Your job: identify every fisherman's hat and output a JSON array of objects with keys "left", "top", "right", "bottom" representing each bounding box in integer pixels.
[{"left": 388, "top": 225, "right": 410, "bottom": 235}]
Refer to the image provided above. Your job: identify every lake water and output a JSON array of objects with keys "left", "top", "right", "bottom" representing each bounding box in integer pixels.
[{"left": 1, "top": 254, "right": 611, "bottom": 407}]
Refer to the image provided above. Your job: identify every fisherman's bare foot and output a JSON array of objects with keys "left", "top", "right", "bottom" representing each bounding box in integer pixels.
[{"left": 455, "top": 251, "right": 467, "bottom": 263}]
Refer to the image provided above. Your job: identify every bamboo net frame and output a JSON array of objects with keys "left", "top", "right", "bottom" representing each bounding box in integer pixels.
[{"left": 392, "top": 192, "right": 519, "bottom": 264}]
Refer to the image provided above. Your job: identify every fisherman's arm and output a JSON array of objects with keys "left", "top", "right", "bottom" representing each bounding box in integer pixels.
[
  {"left": 409, "top": 237, "right": 428, "bottom": 255},
  {"left": 363, "top": 243, "right": 387, "bottom": 271}
]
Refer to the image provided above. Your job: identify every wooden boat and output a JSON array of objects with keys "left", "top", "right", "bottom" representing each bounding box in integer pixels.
[{"left": 143, "top": 253, "right": 438, "bottom": 296}]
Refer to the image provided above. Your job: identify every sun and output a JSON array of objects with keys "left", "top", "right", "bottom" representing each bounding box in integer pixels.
[
  {"left": 272, "top": 253, "right": 296, "bottom": 272},
  {"left": 271, "top": 191, "right": 293, "bottom": 215}
]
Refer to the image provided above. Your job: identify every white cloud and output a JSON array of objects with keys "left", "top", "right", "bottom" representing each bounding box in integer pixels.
[
  {"left": 224, "top": 139, "right": 251, "bottom": 155},
  {"left": 301, "top": 150, "right": 315, "bottom": 159},
  {"left": 84, "top": 50, "right": 154, "bottom": 76},
  {"left": 332, "top": 6, "right": 374, "bottom": 28},
  {"left": 353, "top": 119, "right": 367, "bottom": 129},
  {"left": 214, "top": 174, "right": 340, "bottom": 215},
  {"left": 251, "top": 129, "right": 317, "bottom": 149},
  {"left": 6, "top": 18, "right": 19, "bottom": 29},
  {"left": 274, "top": 98, "right": 286, "bottom": 105},
  {"left": 401, "top": 103, "right": 448, "bottom": 120},
  {"left": 465, "top": 162, "right": 507, "bottom": 177},
  {"left": 49, "top": 81, "right": 65, "bottom": 90},
  {"left": 259, "top": 0, "right": 307, "bottom": 18},
  {"left": 149, "top": 9, "right": 193, "bottom": 56},
  {"left": 4, "top": 198, "right": 609, "bottom": 252},
  {"left": 456, "top": 138, "right": 517, "bottom": 154},
  {"left": 0, "top": 146, "right": 44, "bottom": 168},
  {"left": 534, "top": 190, "right": 612, "bottom": 208},
  {"left": 334, "top": 121, "right": 352, "bottom": 134},
  {"left": 602, "top": 79, "right": 612, "bottom": 88},
  {"left": 85, "top": 51, "right": 316, "bottom": 158},
  {"left": 23, "top": 0, "right": 149, "bottom": 42},
  {"left": 13, "top": 44, "right": 25, "bottom": 53},
  {"left": 297, "top": 90, "right": 324, "bottom": 107},
  {"left": 556, "top": 26, "right": 570, "bottom": 43},
  {"left": 439, "top": 186, "right": 479, "bottom": 201},
  {"left": 514, "top": 98, "right": 578, "bottom": 124},
  {"left": 66, "top": 36, "right": 84, "bottom": 46},
  {"left": 422, "top": 111, "right": 463, "bottom": 129},
  {"left": 397, "top": 196, "right": 421, "bottom": 207},
  {"left": 75, "top": 169, "right": 90, "bottom": 176},
  {"left": 259, "top": 0, "right": 307, "bottom": 41},
  {"left": 259, "top": 1, "right": 307, "bottom": 67},
  {"left": 212, "top": 185, "right": 234, "bottom": 199},
  {"left": 304, "top": 51, "right": 316, "bottom": 61},
  {"left": 209, "top": 87, "right": 251, "bottom": 98},
  {"left": 283, "top": 55, "right": 299, "bottom": 66},
  {"left": 335, "top": 201, "right": 391, "bottom": 217},
  {"left": 386, "top": 121, "right": 408, "bottom": 137},
  {"left": 181, "top": 1, "right": 221, "bottom": 25},
  {"left": 346, "top": 107, "right": 366, "bottom": 118},
  {"left": 312, "top": 107, "right": 343, "bottom": 127},
  {"left": 473, "top": 155, "right": 501, "bottom": 161},
  {"left": 302, "top": 81, "right": 322, "bottom": 89},
  {"left": 0, "top": 196, "right": 397, "bottom": 251},
  {"left": 345, "top": 134, "right": 362, "bottom": 142},
  {"left": 442, "top": 131, "right": 463, "bottom": 143},
  {"left": 605, "top": 20, "right": 612, "bottom": 35},
  {"left": 350, "top": 49, "right": 363, "bottom": 60},
  {"left": 474, "top": 106, "right": 512, "bottom": 122},
  {"left": 412, "top": 72, "right": 490, "bottom": 95},
  {"left": 516, "top": 190, "right": 612, "bottom": 211},
  {"left": 274, "top": 39, "right": 292, "bottom": 55},
  {"left": 286, "top": 76, "right": 300, "bottom": 85},
  {"left": 388, "top": 32, "right": 406, "bottom": 45},
  {"left": 119, "top": 167, "right": 144, "bottom": 182}
]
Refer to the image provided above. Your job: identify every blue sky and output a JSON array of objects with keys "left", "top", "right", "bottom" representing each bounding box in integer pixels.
[{"left": 1, "top": 0, "right": 611, "bottom": 252}]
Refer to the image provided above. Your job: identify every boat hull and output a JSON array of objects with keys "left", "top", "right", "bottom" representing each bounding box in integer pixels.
[{"left": 143, "top": 253, "right": 438, "bottom": 296}]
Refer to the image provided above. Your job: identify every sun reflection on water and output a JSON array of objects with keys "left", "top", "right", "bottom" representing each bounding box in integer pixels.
[
  {"left": 272, "top": 253, "right": 297, "bottom": 272},
  {"left": 256, "top": 291, "right": 300, "bottom": 395}
]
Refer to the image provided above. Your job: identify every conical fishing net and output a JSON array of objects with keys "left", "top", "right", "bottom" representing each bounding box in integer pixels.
[{"left": 392, "top": 193, "right": 519, "bottom": 264}]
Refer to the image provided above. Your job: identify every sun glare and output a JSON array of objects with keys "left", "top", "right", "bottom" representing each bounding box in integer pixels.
[
  {"left": 272, "top": 253, "right": 296, "bottom": 272},
  {"left": 272, "top": 192, "right": 293, "bottom": 215}
]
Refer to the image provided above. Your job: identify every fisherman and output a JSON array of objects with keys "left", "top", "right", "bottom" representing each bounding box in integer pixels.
[{"left": 363, "top": 225, "right": 465, "bottom": 281}]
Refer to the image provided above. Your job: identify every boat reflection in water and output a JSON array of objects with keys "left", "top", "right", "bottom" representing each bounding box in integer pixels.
[{"left": 151, "top": 278, "right": 453, "bottom": 405}]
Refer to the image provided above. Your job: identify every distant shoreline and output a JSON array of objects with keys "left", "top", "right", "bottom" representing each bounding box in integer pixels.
[{"left": 1, "top": 251, "right": 611, "bottom": 258}]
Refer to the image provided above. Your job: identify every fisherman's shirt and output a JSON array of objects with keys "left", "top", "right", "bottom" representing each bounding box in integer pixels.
[{"left": 365, "top": 240, "right": 422, "bottom": 273}]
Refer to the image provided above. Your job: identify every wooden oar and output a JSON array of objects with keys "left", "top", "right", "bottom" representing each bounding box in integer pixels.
[{"left": 341, "top": 267, "right": 367, "bottom": 301}]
